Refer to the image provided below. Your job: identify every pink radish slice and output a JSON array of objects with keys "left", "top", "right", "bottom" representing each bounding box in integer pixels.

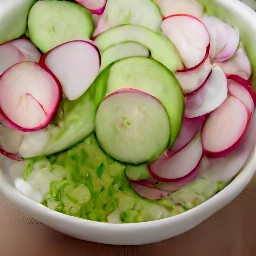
[
  {"left": 185, "top": 65, "right": 227, "bottom": 118},
  {"left": 155, "top": 159, "right": 201, "bottom": 191},
  {"left": 199, "top": 111, "right": 256, "bottom": 182},
  {"left": 228, "top": 79, "right": 254, "bottom": 113},
  {"left": 202, "top": 96, "right": 250, "bottom": 158},
  {"left": 171, "top": 115, "right": 206, "bottom": 151},
  {"left": 227, "top": 74, "right": 256, "bottom": 105},
  {"left": 0, "top": 38, "right": 41, "bottom": 75},
  {"left": 129, "top": 179, "right": 169, "bottom": 200},
  {"left": 0, "top": 147, "right": 22, "bottom": 161},
  {"left": 216, "top": 47, "right": 251, "bottom": 80},
  {"left": 155, "top": 0, "right": 203, "bottom": 18},
  {"left": 203, "top": 16, "right": 239, "bottom": 62},
  {"left": 40, "top": 40, "right": 100, "bottom": 101},
  {"left": 175, "top": 58, "right": 212, "bottom": 94},
  {"left": 0, "top": 62, "right": 61, "bottom": 132},
  {"left": 149, "top": 134, "right": 202, "bottom": 182},
  {"left": 75, "top": 0, "right": 107, "bottom": 15},
  {"left": 161, "top": 14, "right": 210, "bottom": 69}
]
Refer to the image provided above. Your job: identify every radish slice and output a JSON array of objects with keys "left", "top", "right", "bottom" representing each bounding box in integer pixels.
[
  {"left": 40, "top": 40, "right": 100, "bottom": 100},
  {"left": 0, "top": 62, "right": 61, "bottom": 131},
  {"left": 156, "top": 160, "right": 201, "bottom": 191},
  {"left": 175, "top": 58, "right": 212, "bottom": 93},
  {"left": 75, "top": 0, "right": 107, "bottom": 15},
  {"left": 227, "top": 74, "right": 256, "bottom": 105},
  {"left": 228, "top": 79, "right": 254, "bottom": 113},
  {"left": 161, "top": 14, "right": 210, "bottom": 69},
  {"left": 216, "top": 48, "right": 251, "bottom": 80},
  {"left": 203, "top": 16, "right": 239, "bottom": 62},
  {"left": 0, "top": 147, "right": 22, "bottom": 161},
  {"left": 0, "top": 38, "right": 41, "bottom": 75},
  {"left": 149, "top": 134, "right": 202, "bottom": 182},
  {"left": 199, "top": 111, "right": 256, "bottom": 182},
  {"left": 155, "top": 0, "right": 203, "bottom": 19},
  {"left": 185, "top": 65, "right": 227, "bottom": 118},
  {"left": 171, "top": 115, "right": 206, "bottom": 151},
  {"left": 129, "top": 180, "right": 169, "bottom": 200},
  {"left": 202, "top": 96, "right": 250, "bottom": 157}
]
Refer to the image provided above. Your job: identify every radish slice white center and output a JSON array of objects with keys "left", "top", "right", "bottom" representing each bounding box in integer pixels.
[
  {"left": 161, "top": 14, "right": 210, "bottom": 69},
  {"left": 202, "top": 96, "right": 249, "bottom": 156},
  {"left": 199, "top": 111, "right": 256, "bottom": 182},
  {"left": 149, "top": 134, "right": 202, "bottom": 181},
  {"left": 0, "top": 38, "right": 41, "bottom": 75},
  {"left": 228, "top": 79, "right": 254, "bottom": 113},
  {"left": 0, "top": 62, "right": 61, "bottom": 131},
  {"left": 185, "top": 65, "right": 228, "bottom": 118},
  {"left": 203, "top": 16, "right": 239, "bottom": 62},
  {"left": 41, "top": 40, "right": 100, "bottom": 100},
  {"left": 216, "top": 47, "right": 252, "bottom": 80},
  {"left": 175, "top": 58, "right": 212, "bottom": 93}
]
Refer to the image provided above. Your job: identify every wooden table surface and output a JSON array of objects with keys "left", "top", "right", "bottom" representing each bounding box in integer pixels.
[{"left": 0, "top": 173, "right": 255, "bottom": 256}]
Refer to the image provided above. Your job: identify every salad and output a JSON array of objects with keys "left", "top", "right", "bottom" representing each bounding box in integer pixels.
[{"left": 0, "top": 0, "right": 255, "bottom": 223}]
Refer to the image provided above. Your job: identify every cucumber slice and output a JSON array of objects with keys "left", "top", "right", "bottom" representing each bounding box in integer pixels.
[
  {"left": 125, "top": 164, "right": 152, "bottom": 181},
  {"left": 28, "top": 1, "right": 93, "bottom": 53},
  {"left": 95, "top": 90, "right": 170, "bottom": 164},
  {"left": 93, "top": 0, "right": 161, "bottom": 36},
  {"left": 94, "top": 24, "right": 183, "bottom": 72},
  {"left": 0, "top": 0, "right": 36, "bottom": 44},
  {"left": 100, "top": 42, "right": 149, "bottom": 71},
  {"left": 107, "top": 57, "right": 184, "bottom": 145}
]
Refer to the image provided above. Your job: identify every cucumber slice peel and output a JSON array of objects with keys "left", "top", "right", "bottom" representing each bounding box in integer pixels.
[{"left": 94, "top": 24, "right": 183, "bottom": 72}]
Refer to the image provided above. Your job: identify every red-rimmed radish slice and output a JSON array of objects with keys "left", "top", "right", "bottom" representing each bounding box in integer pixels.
[
  {"left": 227, "top": 74, "right": 256, "bottom": 105},
  {"left": 155, "top": 160, "right": 201, "bottom": 191},
  {"left": 175, "top": 58, "right": 212, "bottom": 93},
  {"left": 129, "top": 179, "right": 169, "bottom": 200},
  {"left": 0, "top": 147, "right": 22, "bottom": 161},
  {"left": 75, "top": 0, "right": 107, "bottom": 15},
  {"left": 40, "top": 40, "right": 100, "bottom": 101},
  {"left": 202, "top": 96, "right": 250, "bottom": 158},
  {"left": 0, "top": 38, "right": 41, "bottom": 75},
  {"left": 228, "top": 79, "right": 254, "bottom": 113},
  {"left": 171, "top": 115, "right": 206, "bottom": 151},
  {"left": 216, "top": 48, "right": 251, "bottom": 80},
  {"left": 11, "top": 38, "right": 41, "bottom": 62},
  {"left": 185, "top": 65, "right": 227, "bottom": 118},
  {"left": 0, "top": 62, "right": 61, "bottom": 132},
  {"left": 155, "top": 0, "right": 203, "bottom": 18},
  {"left": 199, "top": 111, "right": 256, "bottom": 182},
  {"left": 161, "top": 14, "right": 210, "bottom": 69},
  {"left": 0, "top": 44, "right": 23, "bottom": 75},
  {"left": 203, "top": 16, "right": 239, "bottom": 62},
  {"left": 149, "top": 134, "right": 202, "bottom": 182}
]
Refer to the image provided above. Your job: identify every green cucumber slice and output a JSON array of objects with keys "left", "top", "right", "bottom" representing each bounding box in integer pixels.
[
  {"left": 125, "top": 164, "right": 152, "bottom": 181},
  {"left": 94, "top": 0, "right": 161, "bottom": 36},
  {"left": 0, "top": 0, "right": 36, "bottom": 44},
  {"left": 28, "top": 1, "right": 93, "bottom": 53},
  {"left": 100, "top": 42, "right": 149, "bottom": 71},
  {"left": 94, "top": 24, "right": 183, "bottom": 72},
  {"left": 107, "top": 57, "right": 184, "bottom": 145},
  {"left": 95, "top": 90, "right": 170, "bottom": 164}
]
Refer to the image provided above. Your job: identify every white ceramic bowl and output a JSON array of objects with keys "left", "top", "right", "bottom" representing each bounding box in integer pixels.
[{"left": 0, "top": 0, "right": 256, "bottom": 245}]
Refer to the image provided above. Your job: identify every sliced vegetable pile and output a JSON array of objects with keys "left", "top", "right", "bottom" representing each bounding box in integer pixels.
[{"left": 0, "top": 0, "right": 256, "bottom": 222}]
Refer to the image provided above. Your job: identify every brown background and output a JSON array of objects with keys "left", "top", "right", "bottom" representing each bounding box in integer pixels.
[{"left": 0, "top": 173, "right": 255, "bottom": 256}]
